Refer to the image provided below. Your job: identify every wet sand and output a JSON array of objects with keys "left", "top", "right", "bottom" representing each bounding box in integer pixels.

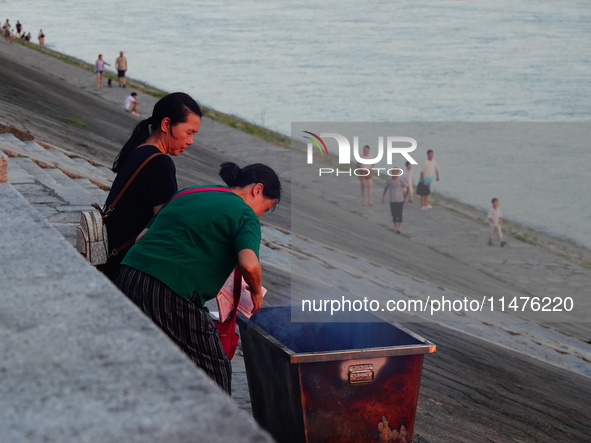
[{"left": 1, "top": 40, "right": 590, "bottom": 442}]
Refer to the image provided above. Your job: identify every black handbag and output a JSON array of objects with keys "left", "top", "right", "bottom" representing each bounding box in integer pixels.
[{"left": 416, "top": 182, "right": 430, "bottom": 196}]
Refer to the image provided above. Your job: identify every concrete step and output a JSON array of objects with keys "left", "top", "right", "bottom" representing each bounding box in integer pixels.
[
  {"left": 73, "top": 177, "right": 109, "bottom": 203},
  {"left": 72, "top": 157, "right": 113, "bottom": 180},
  {"left": 0, "top": 133, "right": 29, "bottom": 145},
  {"left": 33, "top": 144, "right": 112, "bottom": 182},
  {"left": 6, "top": 156, "right": 100, "bottom": 247},
  {"left": 36, "top": 143, "right": 115, "bottom": 182},
  {"left": 10, "top": 156, "right": 62, "bottom": 190},
  {"left": 7, "top": 156, "right": 37, "bottom": 184},
  {"left": 0, "top": 133, "right": 112, "bottom": 189},
  {"left": 94, "top": 164, "right": 116, "bottom": 180},
  {"left": 27, "top": 140, "right": 83, "bottom": 169},
  {"left": 0, "top": 134, "right": 60, "bottom": 168},
  {"left": 12, "top": 157, "right": 94, "bottom": 205},
  {"left": 1, "top": 135, "right": 112, "bottom": 248},
  {"left": 44, "top": 167, "right": 102, "bottom": 206},
  {"left": 21, "top": 139, "right": 54, "bottom": 157},
  {"left": 29, "top": 141, "right": 115, "bottom": 184}
]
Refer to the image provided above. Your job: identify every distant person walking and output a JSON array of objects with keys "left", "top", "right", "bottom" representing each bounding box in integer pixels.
[
  {"left": 124, "top": 92, "right": 140, "bottom": 116},
  {"left": 37, "top": 29, "right": 45, "bottom": 46},
  {"left": 115, "top": 51, "right": 128, "bottom": 87},
  {"left": 357, "top": 144, "right": 375, "bottom": 205},
  {"left": 487, "top": 198, "right": 506, "bottom": 246},
  {"left": 419, "top": 149, "right": 440, "bottom": 210},
  {"left": 94, "top": 54, "right": 110, "bottom": 88},
  {"left": 3, "top": 19, "right": 12, "bottom": 43},
  {"left": 404, "top": 161, "right": 415, "bottom": 203},
  {"left": 381, "top": 172, "right": 409, "bottom": 234},
  {"left": 15, "top": 20, "right": 22, "bottom": 37}
]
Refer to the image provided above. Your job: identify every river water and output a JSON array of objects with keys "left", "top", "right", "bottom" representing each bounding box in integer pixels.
[{"left": 3, "top": 0, "right": 590, "bottom": 248}]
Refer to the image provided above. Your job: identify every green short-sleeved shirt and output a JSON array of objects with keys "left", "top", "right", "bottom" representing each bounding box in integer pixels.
[{"left": 121, "top": 185, "right": 261, "bottom": 306}]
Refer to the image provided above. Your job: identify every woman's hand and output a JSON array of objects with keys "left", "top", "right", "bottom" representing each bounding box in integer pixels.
[
  {"left": 249, "top": 291, "right": 263, "bottom": 313},
  {"left": 238, "top": 249, "right": 263, "bottom": 313}
]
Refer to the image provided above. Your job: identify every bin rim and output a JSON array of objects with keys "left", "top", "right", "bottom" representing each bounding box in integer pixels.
[{"left": 237, "top": 312, "right": 436, "bottom": 364}]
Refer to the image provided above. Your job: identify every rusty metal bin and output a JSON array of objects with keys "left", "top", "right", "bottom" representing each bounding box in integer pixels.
[{"left": 237, "top": 306, "right": 436, "bottom": 443}]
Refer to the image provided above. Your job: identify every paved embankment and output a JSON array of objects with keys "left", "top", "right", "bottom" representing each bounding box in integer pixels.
[
  {"left": 1, "top": 39, "right": 591, "bottom": 442},
  {"left": 0, "top": 150, "right": 272, "bottom": 442}
]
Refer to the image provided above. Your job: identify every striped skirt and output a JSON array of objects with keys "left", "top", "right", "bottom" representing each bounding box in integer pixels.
[{"left": 116, "top": 265, "right": 232, "bottom": 393}]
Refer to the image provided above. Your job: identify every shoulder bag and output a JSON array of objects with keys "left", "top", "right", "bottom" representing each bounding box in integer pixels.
[
  {"left": 76, "top": 152, "right": 162, "bottom": 265},
  {"left": 214, "top": 267, "right": 242, "bottom": 360}
]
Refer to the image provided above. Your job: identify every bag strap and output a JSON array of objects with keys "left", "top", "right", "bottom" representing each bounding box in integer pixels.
[
  {"left": 108, "top": 237, "right": 136, "bottom": 258},
  {"left": 227, "top": 267, "right": 242, "bottom": 324},
  {"left": 171, "top": 186, "right": 233, "bottom": 201},
  {"left": 101, "top": 152, "right": 162, "bottom": 258},
  {"left": 104, "top": 152, "right": 163, "bottom": 217}
]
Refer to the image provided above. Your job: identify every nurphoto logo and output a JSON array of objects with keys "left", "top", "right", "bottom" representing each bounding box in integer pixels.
[{"left": 303, "top": 131, "right": 418, "bottom": 177}]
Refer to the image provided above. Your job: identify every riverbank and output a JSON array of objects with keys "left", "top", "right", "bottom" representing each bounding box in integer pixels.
[
  {"left": 4, "top": 38, "right": 590, "bottom": 270},
  {"left": 2, "top": 39, "right": 590, "bottom": 442}
]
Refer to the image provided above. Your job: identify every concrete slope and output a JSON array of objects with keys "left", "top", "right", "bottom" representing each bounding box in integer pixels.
[
  {"left": 1, "top": 133, "right": 110, "bottom": 246},
  {"left": 0, "top": 165, "right": 272, "bottom": 442},
  {"left": 2, "top": 41, "right": 590, "bottom": 443}
]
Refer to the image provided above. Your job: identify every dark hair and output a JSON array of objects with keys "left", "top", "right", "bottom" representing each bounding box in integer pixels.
[
  {"left": 112, "top": 92, "right": 202, "bottom": 172},
  {"left": 219, "top": 162, "right": 281, "bottom": 203},
  {"left": 427, "top": 149, "right": 434, "bottom": 155},
  {"left": 491, "top": 198, "right": 498, "bottom": 204},
  {"left": 131, "top": 92, "right": 137, "bottom": 97}
]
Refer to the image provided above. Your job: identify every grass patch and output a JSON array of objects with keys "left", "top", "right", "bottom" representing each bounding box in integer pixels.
[
  {"left": 510, "top": 232, "right": 537, "bottom": 246},
  {"left": 14, "top": 38, "right": 293, "bottom": 147},
  {"left": 62, "top": 117, "right": 88, "bottom": 128},
  {"left": 14, "top": 39, "right": 167, "bottom": 100},
  {"left": 201, "top": 107, "right": 292, "bottom": 147}
]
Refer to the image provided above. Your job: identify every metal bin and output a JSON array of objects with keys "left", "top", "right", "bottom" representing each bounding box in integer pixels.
[{"left": 237, "top": 306, "right": 436, "bottom": 443}]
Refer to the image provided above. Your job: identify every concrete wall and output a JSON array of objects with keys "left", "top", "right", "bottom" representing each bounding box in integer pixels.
[{"left": 0, "top": 179, "right": 272, "bottom": 442}]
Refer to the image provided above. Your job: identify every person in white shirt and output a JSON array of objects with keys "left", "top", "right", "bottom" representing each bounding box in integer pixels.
[
  {"left": 124, "top": 92, "right": 140, "bottom": 116},
  {"left": 404, "top": 161, "right": 415, "bottom": 203},
  {"left": 487, "top": 198, "right": 506, "bottom": 246},
  {"left": 419, "top": 149, "right": 440, "bottom": 210},
  {"left": 381, "top": 173, "right": 409, "bottom": 234}
]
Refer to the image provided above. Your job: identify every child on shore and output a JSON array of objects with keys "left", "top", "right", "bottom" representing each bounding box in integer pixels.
[
  {"left": 488, "top": 198, "right": 506, "bottom": 247},
  {"left": 124, "top": 92, "right": 140, "bottom": 116}
]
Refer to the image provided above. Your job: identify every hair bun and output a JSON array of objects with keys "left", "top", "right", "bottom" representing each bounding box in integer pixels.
[
  {"left": 219, "top": 162, "right": 241, "bottom": 187},
  {"left": 218, "top": 162, "right": 281, "bottom": 202}
]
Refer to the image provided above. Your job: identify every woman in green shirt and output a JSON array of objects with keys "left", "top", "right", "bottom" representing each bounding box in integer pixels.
[{"left": 116, "top": 162, "right": 281, "bottom": 393}]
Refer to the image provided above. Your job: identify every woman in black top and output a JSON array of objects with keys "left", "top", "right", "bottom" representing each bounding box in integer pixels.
[{"left": 98, "top": 92, "right": 202, "bottom": 281}]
